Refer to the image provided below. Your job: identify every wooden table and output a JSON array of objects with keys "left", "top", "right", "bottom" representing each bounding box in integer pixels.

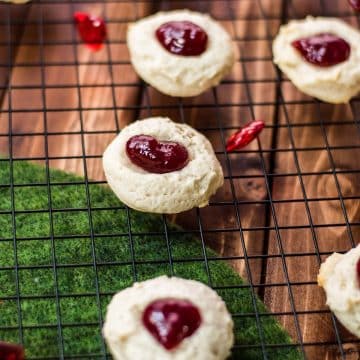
[{"left": 0, "top": 0, "right": 359, "bottom": 359}]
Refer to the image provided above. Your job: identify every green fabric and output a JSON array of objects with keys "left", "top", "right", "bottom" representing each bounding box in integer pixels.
[{"left": 0, "top": 160, "right": 302, "bottom": 359}]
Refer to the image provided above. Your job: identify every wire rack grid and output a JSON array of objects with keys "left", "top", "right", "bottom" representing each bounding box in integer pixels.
[{"left": 0, "top": 0, "right": 359, "bottom": 359}]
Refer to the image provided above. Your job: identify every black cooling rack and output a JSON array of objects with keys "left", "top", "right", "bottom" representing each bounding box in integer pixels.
[{"left": 0, "top": 0, "right": 359, "bottom": 359}]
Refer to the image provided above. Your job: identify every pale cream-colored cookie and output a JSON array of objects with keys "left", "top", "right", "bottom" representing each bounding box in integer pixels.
[
  {"left": 127, "top": 9, "right": 235, "bottom": 97},
  {"left": 102, "top": 117, "right": 223, "bottom": 214},
  {"left": 103, "top": 276, "right": 234, "bottom": 360},
  {"left": 318, "top": 245, "right": 360, "bottom": 337},
  {"left": 273, "top": 16, "right": 360, "bottom": 103}
]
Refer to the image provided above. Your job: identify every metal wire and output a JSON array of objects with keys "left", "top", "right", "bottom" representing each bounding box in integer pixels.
[{"left": 0, "top": 0, "right": 359, "bottom": 359}]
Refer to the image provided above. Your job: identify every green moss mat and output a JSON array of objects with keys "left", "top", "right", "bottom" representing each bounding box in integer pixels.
[{"left": 0, "top": 160, "right": 302, "bottom": 359}]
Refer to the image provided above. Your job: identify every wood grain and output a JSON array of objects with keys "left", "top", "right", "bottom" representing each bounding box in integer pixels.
[
  {"left": 0, "top": 4, "right": 30, "bottom": 100},
  {"left": 0, "top": 1, "right": 153, "bottom": 178},
  {"left": 264, "top": 1, "right": 360, "bottom": 359},
  {"left": 265, "top": 96, "right": 360, "bottom": 360},
  {"left": 137, "top": 0, "right": 282, "bottom": 285}
]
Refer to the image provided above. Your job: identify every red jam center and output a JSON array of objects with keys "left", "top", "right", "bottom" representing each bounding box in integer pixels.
[
  {"left": 155, "top": 21, "right": 208, "bottom": 56},
  {"left": 126, "top": 135, "right": 189, "bottom": 174},
  {"left": 0, "top": 341, "right": 24, "bottom": 360},
  {"left": 74, "top": 12, "right": 107, "bottom": 51},
  {"left": 349, "top": 0, "right": 360, "bottom": 11},
  {"left": 291, "top": 33, "right": 350, "bottom": 67},
  {"left": 142, "top": 298, "right": 202, "bottom": 350}
]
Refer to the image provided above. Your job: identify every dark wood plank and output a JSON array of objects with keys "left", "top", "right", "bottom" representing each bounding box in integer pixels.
[
  {"left": 265, "top": 1, "right": 360, "bottom": 358},
  {"left": 137, "top": 0, "right": 282, "bottom": 283},
  {"left": 0, "top": 4, "right": 30, "bottom": 99},
  {"left": 0, "top": 1, "right": 153, "bottom": 179}
]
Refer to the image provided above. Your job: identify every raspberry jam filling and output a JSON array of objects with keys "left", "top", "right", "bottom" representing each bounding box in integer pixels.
[
  {"left": 74, "top": 12, "right": 107, "bottom": 51},
  {"left": 291, "top": 33, "right": 351, "bottom": 67},
  {"left": 142, "top": 298, "right": 202, "bottom": 350},
  {"left": 349, "top": 0, "right": 360, "bottom": 11},
  {"left": 126, "top": 135, "right": 189, "bottom": 174},
  {"left": 155, "top": 21, "right": 208, "bottom": 56},
  {"left": 0, "top": 341, "right": 25, "bottom": 360}
]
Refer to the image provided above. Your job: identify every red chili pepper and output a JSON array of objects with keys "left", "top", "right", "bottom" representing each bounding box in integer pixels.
[
  {"left": 0, "top": 341, "right": 25, "bottom": 360},
  {"left": 74, "top": 12, "right": 107, "bottom": 51},
  {"left": 226, "top": 120, "right": 265, "bottom": 152}
]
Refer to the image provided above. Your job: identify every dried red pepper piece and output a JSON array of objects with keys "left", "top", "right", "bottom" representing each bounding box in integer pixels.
[
  {"left": 226, "top": 120, "right": 265, "bottom": 152},
  {"left": 74, "top": 12, "right": 107, "bottom": 51},
  {"left": 0, "top": 341, "right": 25, "bottom": 360}
]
